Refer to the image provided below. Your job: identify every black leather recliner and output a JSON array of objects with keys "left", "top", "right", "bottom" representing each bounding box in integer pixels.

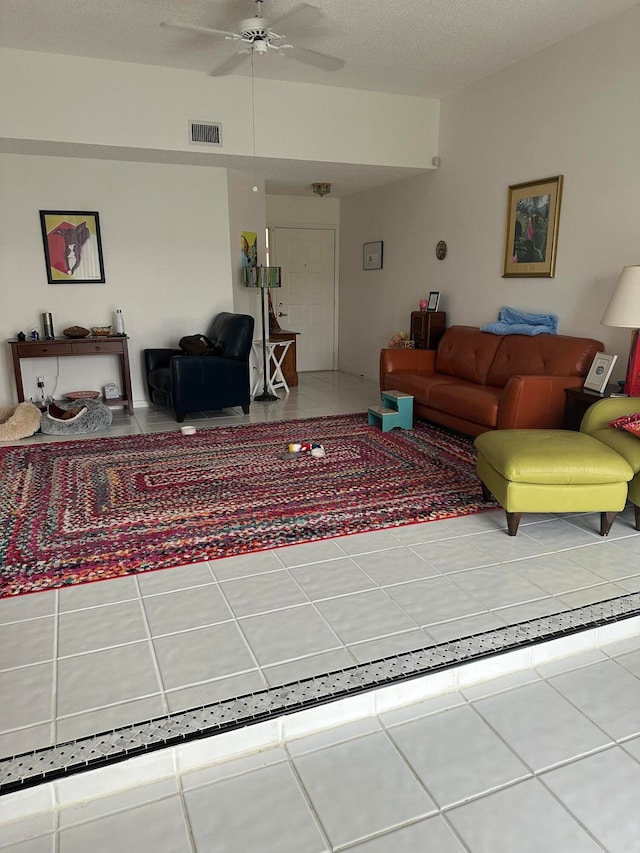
[{"left": 144, "top": 312, "right": 255, "bottom": 422}]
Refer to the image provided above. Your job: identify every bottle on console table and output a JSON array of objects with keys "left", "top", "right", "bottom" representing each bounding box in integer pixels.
[{"left": 114, "top": 309, "right": 126, "bottom": 336}]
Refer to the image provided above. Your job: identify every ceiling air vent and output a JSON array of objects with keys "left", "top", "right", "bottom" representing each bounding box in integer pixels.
[{"left": 189, "top": 120, "right": 223, "bottom": 147}]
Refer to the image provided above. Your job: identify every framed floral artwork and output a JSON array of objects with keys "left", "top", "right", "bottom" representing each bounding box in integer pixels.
[{"left": 502, "top": 176, "right": 563, "bottom": 278}]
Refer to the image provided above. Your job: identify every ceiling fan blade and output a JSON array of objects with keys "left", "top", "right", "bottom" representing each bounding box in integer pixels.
[
  {"left": 161, "top": 20, "right": 241, "bottom": 40},
  {"left": 269, "top": 3, "right": 323, "bottom": 33},
  {"left": 284, "top": 44, "right": 344, "bottom": 72},
  {"left": 208, "top": 51, "right": 250, "bottom": 77}
]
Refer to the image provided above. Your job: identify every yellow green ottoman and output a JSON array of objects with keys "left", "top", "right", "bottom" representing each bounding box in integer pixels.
[{"left": 474, "top": 429, "right": 633, "bottom": 536}]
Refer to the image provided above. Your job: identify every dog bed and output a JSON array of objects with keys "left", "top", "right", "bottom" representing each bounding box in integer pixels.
[
  {"left": 0, "top": 402, "right": 42, "bottom": 441},
  {"left": 40, "top": 398, "right": 113, "bottom": 435}
]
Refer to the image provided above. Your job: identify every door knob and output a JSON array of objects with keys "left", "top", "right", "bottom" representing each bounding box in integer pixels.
[{"left": 278, "top": 311, "right": 288, "bottom": 317}]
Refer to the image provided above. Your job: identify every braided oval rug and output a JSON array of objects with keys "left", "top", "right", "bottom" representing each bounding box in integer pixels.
[{"left": 0, "top": 414, "right": 495, "bottom": 597}]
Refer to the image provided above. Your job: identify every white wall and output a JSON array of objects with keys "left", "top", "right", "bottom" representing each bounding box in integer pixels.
[
  {"left": 339, "top": 4, "right": 640, "bottom": 382},
  {"left": 266, "top": 196, "right": 340, "bottom": 228},
  {"left": 0, "top": 48, "right": 439, "bottom": 170},
  {"left": 0, "top": 154, "right": 234, "bottom": 406}
]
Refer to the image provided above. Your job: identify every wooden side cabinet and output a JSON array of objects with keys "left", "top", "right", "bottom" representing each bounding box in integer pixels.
[{"left": 410, "top": 311, "right": 446, "bottom": 349}]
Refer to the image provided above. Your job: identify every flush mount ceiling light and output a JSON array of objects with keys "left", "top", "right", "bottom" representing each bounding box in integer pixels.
[{"left": 312, "top": 182, "right": 331, "bottom": 198}]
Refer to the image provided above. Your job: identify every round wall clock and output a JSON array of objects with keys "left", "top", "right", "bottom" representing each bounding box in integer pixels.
[{"left": 436, "top": 240, "right": 448, "bottom": 260}]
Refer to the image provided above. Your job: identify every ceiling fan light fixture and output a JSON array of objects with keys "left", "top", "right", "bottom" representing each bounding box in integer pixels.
[{"left": 312, "top": 182, "right": 331, "bottom": 198}]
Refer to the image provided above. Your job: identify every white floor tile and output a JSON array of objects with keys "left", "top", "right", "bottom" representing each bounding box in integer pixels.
[
  {"left": 57, "top": 795, "right": 191, "bottom": 853},
  {"left": 315, "top": 589, "right": 419, "bottom": 644},
  {"left": 184, "top": 761, "right": 329, "bottom": 853},
  {"left": 239, "top": 604, "right": 341, "bottom": 666},
  {"left": 56, "top": 643, "right": 160, "bottom": 716},
  {"left": 153, "top": 622, "right": 257, "bottom": 689},
  {"left": 58, "top": 601, "right": 147, "bottom": 656},
  {"left": 542, "top": 747, "right": 640, "bottom": 852},
  {"left": 290, "top": 558, "right": 377, "bottom": 600},
  {"left": 388, "top": 704, "right": 529, "bottom": 808},
  {"left": 549, "top": 659, "right": 640, "bottom": 740},
  {"left": 347, "top": 815, "right": 467, "bottom": 851},
  {"left": 142, "top": 584, "right": 232, "bottom": 635},
  {"left": 473, "top": 680, "right": 612, "bottom": 771},
  {"left": 446, "top": 778, "right": 602, "bottom": 852},
  {"left": 0, "top": 617, "right": 55, "bottom": 669},
  {"left": 293, "top": 732, "right": 436, "bottom": 848},
  {"left": 220, "top": 570, "right": 308, "bottom": 617}
]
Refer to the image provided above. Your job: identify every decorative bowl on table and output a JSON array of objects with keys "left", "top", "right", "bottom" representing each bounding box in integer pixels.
[
  {"left": 65, "top": 390, "right": 101, "bottom": 400},
  {"left": 90, "top": 325, "right": 112, "bottom": 336},
  {"left": 63, "top": 326, "right": 90, "bottom": 338}
]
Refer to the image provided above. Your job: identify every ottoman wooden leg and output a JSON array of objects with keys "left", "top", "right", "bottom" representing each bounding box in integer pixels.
[
  {"left": 506, "top": 512, "right": 522, "bottom": 536},
  {"left": 480, "top": 482, "right": 493, "bottom": 502},
  {"left": 600, "top": 511, "right": 618, "bottom": 537},
  {"left": 634, "top": 505, "right": 640, "bottom": 532}
]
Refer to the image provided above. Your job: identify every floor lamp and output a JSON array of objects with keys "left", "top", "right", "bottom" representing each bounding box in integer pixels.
[
  {"left": 243, "top": 264, "right": 282, "bottom": 401},
  {"left": 601, "top": 265, "right": 640, "bottom": 396}
]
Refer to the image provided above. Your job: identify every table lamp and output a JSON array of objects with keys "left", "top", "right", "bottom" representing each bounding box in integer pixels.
[
  {"left": 601, "top": 265, "right": 640, "bottom": 396},
  {"left": 243, "top": 265, "right": 282, "bottom": 401}
]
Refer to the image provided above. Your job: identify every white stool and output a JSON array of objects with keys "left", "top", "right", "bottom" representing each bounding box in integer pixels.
[{"left": 251, "top": 340, "right": 293, "bottom": 397}]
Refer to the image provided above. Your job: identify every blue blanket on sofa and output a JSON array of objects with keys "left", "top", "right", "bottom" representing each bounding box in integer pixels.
[{"left": 480, "top": 306, "right": 558, "bottom": 336}]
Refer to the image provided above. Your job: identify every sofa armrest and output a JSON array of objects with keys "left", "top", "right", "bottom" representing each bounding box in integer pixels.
[
  {"left": 144, "top": 348, "right": 182, "bottom": 374},
  {"left": 497, "top": 375, "right": 583, "bottom": 430},
  {"left": 580, "top": 396, "right": 640, "bottom": 433},
  {"left": 379, "top": 348, "right": 436, "bottom": 386}
]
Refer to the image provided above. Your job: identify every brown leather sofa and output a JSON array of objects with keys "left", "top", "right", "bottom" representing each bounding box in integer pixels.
[{"left": 380, "top": 325, "right": 604, "bottom": 436}]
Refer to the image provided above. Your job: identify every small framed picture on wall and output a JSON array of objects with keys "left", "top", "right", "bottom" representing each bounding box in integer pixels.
[{"left": 363, "top": 241, "right": 383, "bottom": 270}]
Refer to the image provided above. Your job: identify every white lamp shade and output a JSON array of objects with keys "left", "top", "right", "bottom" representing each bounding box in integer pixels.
[{"left": 601, "top": 265, "right": 640, "bottom": 327}]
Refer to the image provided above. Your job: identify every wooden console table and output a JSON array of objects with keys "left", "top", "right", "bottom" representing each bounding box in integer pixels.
[{"left": 9, "top": 336, "right": 134, "bottom": 414}]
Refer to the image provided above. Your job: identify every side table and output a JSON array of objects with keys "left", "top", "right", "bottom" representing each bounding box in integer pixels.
[{"left": 563, "top": 384, "right": 620, "bottom": 430}]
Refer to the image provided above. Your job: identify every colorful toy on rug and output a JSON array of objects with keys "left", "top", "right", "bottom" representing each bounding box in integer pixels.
[{"left": 285, "top": 441, "right": 325, "bottom": 458}]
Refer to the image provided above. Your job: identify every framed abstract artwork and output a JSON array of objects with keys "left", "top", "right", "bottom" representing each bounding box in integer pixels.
[
  {"left": 39, "top": 210, "right": 105, "bottom": 284},
  {"left": 502, "top": 175, "right": 563, "bottom": 278}
]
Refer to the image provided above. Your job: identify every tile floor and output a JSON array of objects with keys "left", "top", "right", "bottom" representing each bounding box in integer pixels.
[
  {"left": 2, "top": 633, "right": 640, "bottom": 851},
  {"left": 1, "top": 371, "right": 640, "bottom": 849}
]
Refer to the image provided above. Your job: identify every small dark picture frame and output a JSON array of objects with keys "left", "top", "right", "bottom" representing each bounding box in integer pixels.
[
  {"left": 427, "top": 291, "right": 440, "bottom": 311},
  {"left": 363, "top": 241, "right": 383, "bottom": 270},
  {"left": 40, "top": 210, "right": 106, "bottom": 284}
]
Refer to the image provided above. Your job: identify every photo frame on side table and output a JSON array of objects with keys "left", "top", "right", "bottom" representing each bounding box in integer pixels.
[
  {"left": 40, "top": 210, "right": 105, "bottom": 284},
  {"left": 363, "top": 241, "right": 383, "bottom": 270},
  {"left": 427, "top": 291, "right": 440, "bottom": 311},
  {"left": 583, "top": 353, "right": 617, "bottom": 394},
  {"left": 502, "top": 175, "right": 563, "bottom": 278}
]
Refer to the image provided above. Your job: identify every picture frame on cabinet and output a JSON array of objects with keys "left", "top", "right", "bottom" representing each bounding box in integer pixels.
[
  {"left": 427, "top": 291, "right": 440, "bottom": 311},
  {"left": 583, "top": 353, "right": 617, "bottom": 393}
]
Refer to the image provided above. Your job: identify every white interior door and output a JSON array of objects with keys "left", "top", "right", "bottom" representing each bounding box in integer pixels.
[{"left": 272, "top": 227, "right": 336, "bottom": 371}]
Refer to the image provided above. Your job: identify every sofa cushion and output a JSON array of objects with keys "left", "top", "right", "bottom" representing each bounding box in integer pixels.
[
  {"left": 429, "top": 381, "right": 503, "bottom": 428},
  {"left": 382, "top": 371, "right": 456, "bottom": 403},
  {"left": 486, "top": 333, "right": 602, "bottom": 387},
  {"left": 434, "top": 327, "right": 502, "bottom": 385}
]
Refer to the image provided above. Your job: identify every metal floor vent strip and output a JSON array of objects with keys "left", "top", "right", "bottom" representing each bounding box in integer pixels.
[{"left": 1, "top": 591, "right": 639, "bottom": 796}]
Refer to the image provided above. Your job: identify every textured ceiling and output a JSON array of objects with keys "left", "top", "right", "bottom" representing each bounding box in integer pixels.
[{"left": 2, "top": 0, "right": 636, "bottom": 195}]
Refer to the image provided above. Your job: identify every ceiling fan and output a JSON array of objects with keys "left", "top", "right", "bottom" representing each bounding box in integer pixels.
[{"left": 161, "top": 0, "right": 345, "bottom": 77}]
